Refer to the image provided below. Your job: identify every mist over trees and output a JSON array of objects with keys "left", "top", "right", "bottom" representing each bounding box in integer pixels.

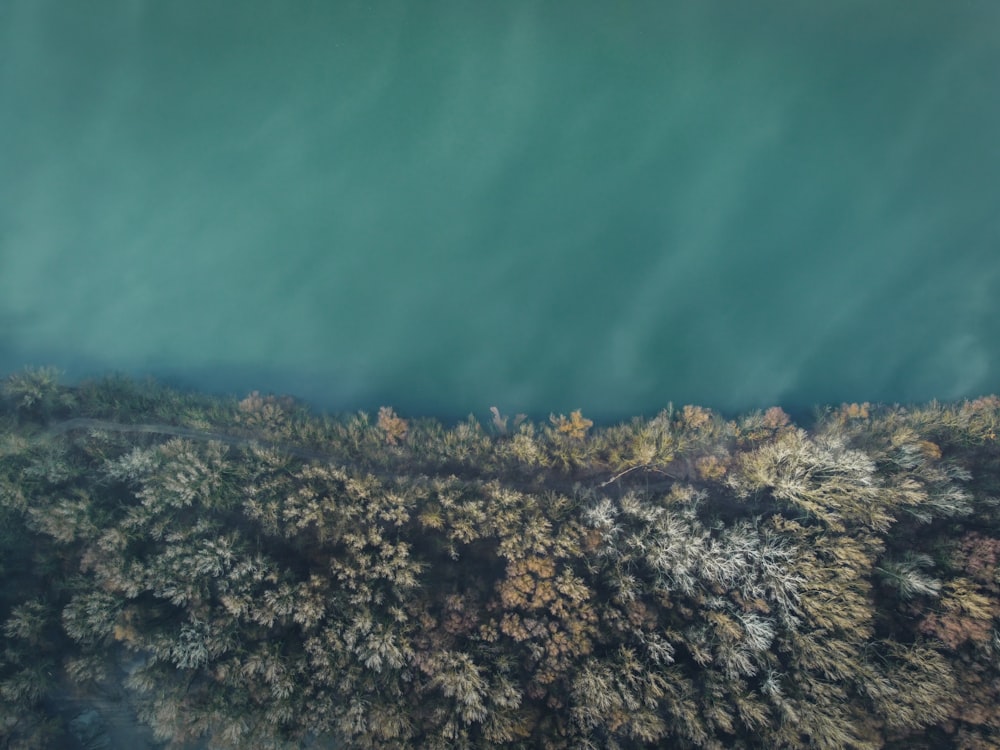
[{"left": 2, "top": 368, "right": 999, "bottom": 749}]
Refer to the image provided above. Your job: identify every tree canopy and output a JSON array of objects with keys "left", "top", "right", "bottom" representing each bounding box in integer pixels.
[{"left": 2, "top": 368, "right": 999, "bottom": 749}]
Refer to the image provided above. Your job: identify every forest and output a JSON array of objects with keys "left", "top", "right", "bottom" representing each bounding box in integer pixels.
[{"left": 1, "top": 366, "right": 999, "bottom": 749}]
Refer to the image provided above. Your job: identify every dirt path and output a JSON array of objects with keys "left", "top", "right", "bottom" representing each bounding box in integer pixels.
[{"left": 47, "top": 417, "right": 344, "bottom": 463}]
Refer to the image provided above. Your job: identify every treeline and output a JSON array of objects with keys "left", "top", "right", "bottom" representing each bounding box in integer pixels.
[{"left": 1, "top": 367, "right": 999, "bottom": 749}]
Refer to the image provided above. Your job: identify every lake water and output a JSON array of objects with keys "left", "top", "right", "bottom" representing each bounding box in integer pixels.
[{"left": 2, "top": 0, "right": 999, "bottom": 421}]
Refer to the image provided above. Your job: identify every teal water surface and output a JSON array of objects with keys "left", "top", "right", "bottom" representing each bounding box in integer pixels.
[{"left": 2, "top": 0, "right": 999, "bottom": 420}]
